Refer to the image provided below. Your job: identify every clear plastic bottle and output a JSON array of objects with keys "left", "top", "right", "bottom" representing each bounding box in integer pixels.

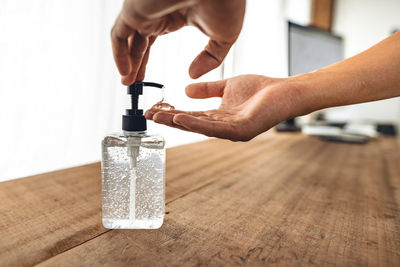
[
  {"left": 101, "top": 131, "right": 165, "bottom": 229},
  {"left": 101, "top": 81, "right": 166, "bottom": 229}
]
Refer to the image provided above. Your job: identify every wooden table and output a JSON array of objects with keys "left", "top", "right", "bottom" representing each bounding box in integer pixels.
[{"left": 1, "top": 132, "right": 400, "bottom": 266}]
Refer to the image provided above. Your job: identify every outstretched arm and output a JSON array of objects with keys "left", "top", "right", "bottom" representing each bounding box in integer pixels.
[
  {"left": 146, "top": 31, "right": 400, "bottom": 141},
  {"left": 289, "top": 31, "right": 400, "bottom": 116}
]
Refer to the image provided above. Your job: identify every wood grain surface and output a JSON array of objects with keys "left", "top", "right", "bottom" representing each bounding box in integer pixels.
[{"left": 1, "top": 133, "right": 400, "bottom": 266}]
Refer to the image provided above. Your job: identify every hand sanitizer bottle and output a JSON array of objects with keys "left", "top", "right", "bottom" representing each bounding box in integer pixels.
[{"left": 101, "top": 82, "right": 165, "bottom": 229}]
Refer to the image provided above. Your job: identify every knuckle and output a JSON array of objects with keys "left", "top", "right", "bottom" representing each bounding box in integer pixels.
[{"left": 110, "top": 26, "right": 125, "bottom": 41}]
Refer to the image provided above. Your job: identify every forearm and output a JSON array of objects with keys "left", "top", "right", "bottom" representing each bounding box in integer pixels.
[{"left": 288, "top": 31, "right": 400, "bottom": 117}]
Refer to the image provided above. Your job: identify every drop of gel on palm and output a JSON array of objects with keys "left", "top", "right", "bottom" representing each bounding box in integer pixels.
[
  {"left": 151, "top": 87, "right": 175, "bottom": 111},
  {"left": 151, "top": 102, "right": 175, "bottom": 111}
]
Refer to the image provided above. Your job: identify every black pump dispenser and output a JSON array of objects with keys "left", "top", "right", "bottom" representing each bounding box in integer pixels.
[{"left": 122, "top": 82, "right": 164, "bottom": 132}]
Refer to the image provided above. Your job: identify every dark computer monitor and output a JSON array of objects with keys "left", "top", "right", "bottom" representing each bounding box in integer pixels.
[{"left": 288, "top": 21, "right": 343, "bottom": 76}]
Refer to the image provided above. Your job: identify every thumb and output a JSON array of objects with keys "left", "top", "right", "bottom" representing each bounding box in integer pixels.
[
  {"left": 189, "top": 39, "right": 233, "bottom": 79},
  {"left": 185, "top": 79, "right": 226, "bottom": 99}
]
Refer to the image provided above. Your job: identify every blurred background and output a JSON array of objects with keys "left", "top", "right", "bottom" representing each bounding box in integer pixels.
[{"left": 1, "top": 0, "right": 399, "bottom": 181}]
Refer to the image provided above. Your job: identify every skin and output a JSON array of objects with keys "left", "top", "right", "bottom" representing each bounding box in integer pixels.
[
  {"left": 111, "top": 0, "right": 245, "bottom": 85},
  {"left": 145, "top": 75, "right": 290, "bottom": 141},
  {"left": 112, "top": 1, "right": 400, "bottom": 142}
]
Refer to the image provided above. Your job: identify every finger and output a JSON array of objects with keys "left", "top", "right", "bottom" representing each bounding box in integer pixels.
[
  {"left": 145, "top": 109, "right": 155, "bottom": 120},
  {"left": 136, "top": 36, "right": 156, "bottom": 81},
  {"left": 145, "top": 109, "right": 206, "bottom": 120},
  {"left": 148, "top": 36, "right": 157, "bottom": 46},
  {"left": 186, "top": 79, "right": 226, "bottom": 99},
  {"left": 173, "top": 113, "right": 241, "bottom": 141},
  {"left": 189, "top": 39, "right": 233, "bottom": 79},
  {"left": 122, "top": 33, "right": 149, "bottom": 85},
  {"left": 111, "top": 16, "right": 135, "bottom": 76},
  {"left": 151, "top": 111, "right": 190, "bottom": 131},
  {"left": 135, "top": 48, "right": 150, "bottom": 82}
]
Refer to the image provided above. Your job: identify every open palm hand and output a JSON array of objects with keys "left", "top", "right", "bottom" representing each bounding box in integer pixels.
[{"left": 145, "top": 75, "right": 294, "bottom": 141}]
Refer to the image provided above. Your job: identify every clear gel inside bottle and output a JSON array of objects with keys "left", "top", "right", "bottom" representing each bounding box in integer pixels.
[{"left": 101, "top": 131, "right": 165, "bottom": 229}]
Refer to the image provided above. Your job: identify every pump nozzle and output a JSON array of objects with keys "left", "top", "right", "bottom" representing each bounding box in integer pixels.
[{"left": 122, "top": 82, "right": 164, "bottom": 132}]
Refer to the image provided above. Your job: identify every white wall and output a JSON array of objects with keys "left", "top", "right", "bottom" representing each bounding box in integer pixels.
[
  {"left": 285, "top": 0, "right": 312, "bottom": 26},
  {"left": 231, "top": 0, "right": 289, "bottom": 78},
  {"left": 327, "top": 0, "right": 400, "bottom": 124}
]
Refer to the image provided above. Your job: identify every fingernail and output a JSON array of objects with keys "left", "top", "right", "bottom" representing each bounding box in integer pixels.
[
  {"left": 173, "top": 115, "right": 184, "bottom": 125},
  {"left": 144, "top": 110, "right": 154, "bottom": 119},
  {"left": 152, "top": 112, "right": 163, "bottom": 123},
  {"left": 121, "top": 77, "right": 130, "bottom": 85}
]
